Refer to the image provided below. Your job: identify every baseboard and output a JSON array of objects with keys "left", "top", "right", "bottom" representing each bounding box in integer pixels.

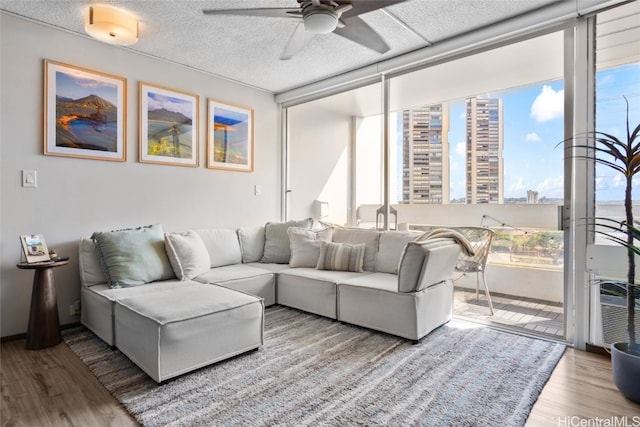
[
  {"left": 1, "top": 322, "right": 81, "bottom": 343},
  {"left": 585, "top": 343, "right": 611, "bottom": 357}
]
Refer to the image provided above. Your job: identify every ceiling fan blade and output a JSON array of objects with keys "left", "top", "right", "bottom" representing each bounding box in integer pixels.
[
  {"left": 203, "top": 8, "right": 298, "bottom": 18},
  {"left": 332, "top": 16, "right": 390, "bottom": 54},
  {"left": 338, "top": 0, "right": 406, "bottom": 18},
  {"left": 280, "top": 22, "right": 316, "bottom": 60}
]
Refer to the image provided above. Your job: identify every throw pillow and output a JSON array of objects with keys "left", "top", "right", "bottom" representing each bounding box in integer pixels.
[
  {"left": 261, "top": 218, "right": 313, "bottom": 264},
  {"left": 91, "top": 224, "right": 175, "bottom": 288},
  {"left": 288, "top": 227, "right": 334, "bottom": 268},
  {"left": 316, "top": 241, "right": 365, "bottom": 273},
  {"left": 164, "top": 231, "right": 211, "bottom": 280}
]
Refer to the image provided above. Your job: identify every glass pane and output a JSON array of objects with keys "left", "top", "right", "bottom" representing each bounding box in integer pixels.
[{"left": 595, "top": 0, "right": 640, "bottom": 242}]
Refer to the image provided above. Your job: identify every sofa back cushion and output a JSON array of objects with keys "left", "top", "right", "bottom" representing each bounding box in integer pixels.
[
  {"left": 397, "top": 239, "right": 461, "bottom": 293},
  {"left": 288, "top": 227, "right": 334, "bottom": 268},
  {"left": 91, "top": 224, "right": 175, "bottom": 288},
  {"left": 331, "top": 228, "right": 380, "bottom": 272},
  {"left": 261, "top": 218, "right": 313, "bottom": 264},
  {"left": 375, "top": 231, "right": 421, "bottom": 274},
  {"left": 79, "top": 237, "right": 108, "bottom": 287},
  {"left": 237, "top": 226, "right": 265, "bottom": 263},
  {"left": 164, "top": 231, "right": 211, "bottom": 280},
  {"left": 195, "top": 228, "right": 243, "bottom": 268}
]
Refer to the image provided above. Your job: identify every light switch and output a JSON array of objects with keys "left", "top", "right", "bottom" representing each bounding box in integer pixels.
[
  {"left": 22, "top": 170, "right": 37, "bottom": 188},
  {"left": 254, "top": 185, "right": 262, "bottom": 196}
]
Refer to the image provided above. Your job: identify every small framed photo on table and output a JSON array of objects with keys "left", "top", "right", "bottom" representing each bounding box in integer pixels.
[{"left": 20, "top": 234, "right": 50, "bottom": 263}]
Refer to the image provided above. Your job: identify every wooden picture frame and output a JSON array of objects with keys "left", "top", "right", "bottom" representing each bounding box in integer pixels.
[
  {"left": 207, "top": 99, "right": 254, "bottom": 172},
  {"left": 20, "top": 234, "right": 50, "bottom": 263},
  {"left": 44, "top": 60, "right": 126, "bottom": 162},
  {"left": 139, "top": 82, "right": 199, "bottom": 167}
]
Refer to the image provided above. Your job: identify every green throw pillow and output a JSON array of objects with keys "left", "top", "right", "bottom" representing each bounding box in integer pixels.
[
  {"left": 91, "top": 224, "right": 175, "bottom": 288},
  {"left": 260, "top": 218, "right": 313, "bottom": 264}
]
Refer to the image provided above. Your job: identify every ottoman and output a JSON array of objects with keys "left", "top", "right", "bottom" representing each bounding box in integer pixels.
[{"left": 114, "top": 283, "right": 264, "bottom": 383}]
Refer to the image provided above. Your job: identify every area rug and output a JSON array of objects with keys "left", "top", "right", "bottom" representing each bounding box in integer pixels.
[{"left": 63, "top": 306, "right": 565, "bottom": 427}]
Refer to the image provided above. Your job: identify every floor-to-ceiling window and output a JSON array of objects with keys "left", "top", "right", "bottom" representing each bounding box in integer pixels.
[
  {"left": 284, "top": 1, "right": 635, "bottom": 344},
  {"left": 589, "top": 0, "right": 640, "bottom": 347}
]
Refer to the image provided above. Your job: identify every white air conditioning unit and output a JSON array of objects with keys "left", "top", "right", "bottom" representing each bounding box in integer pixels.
[{"left": 599, "top": 280, "right": 640, "bottom": 346}]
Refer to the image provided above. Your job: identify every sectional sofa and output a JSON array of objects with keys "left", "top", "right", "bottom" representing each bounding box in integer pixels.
[{"left": 78, "top": 221, "right": 465, "bottom": 382}]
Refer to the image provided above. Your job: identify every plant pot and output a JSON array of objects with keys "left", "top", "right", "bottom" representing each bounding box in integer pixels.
[{"left": 611, "top": 342, "right": 640, "bottom": 403}]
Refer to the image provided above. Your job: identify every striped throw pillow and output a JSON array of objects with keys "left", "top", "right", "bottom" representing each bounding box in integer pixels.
[{"left": 316, "top": 241, "right": 365, "bottom": 273}]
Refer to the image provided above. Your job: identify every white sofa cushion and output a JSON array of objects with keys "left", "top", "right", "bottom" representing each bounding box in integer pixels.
[
  {"left": 375, "top": 231, "right": 421, "bottom": 274},
  {"left": 331, "top": 227, "right": 380, "bottom": 272},
  {"left": 287, "top": 227, "right": 333, "bottom": 268},
  {"left": 164, "top": 231, "right": 211, "bottom": 280},
  {"left": 316, "top": 241, "right": 365, "bottom": 273},
  {"left": 237, "top": 226, "right": 265, "bottom": 263},
  {"left": 195, "top": 264, "right": 274, "bottom": 283},
  {"left": 261, "top": 218, "right": 313, "bottom": 264},
  {"left": 195, "top": 228, "right": 243, "bottom": 268},
  {"left": 114, "top": 284, "right": 263, "bottom": 383},
  {"left": 91, "top": 224, "right": 175, "bottom": 288},
  {"left": 79, "top": 237, "right": 107, "bottom": 287},
  {"left": 397, "top": 239, "right": 461, "bottom": 293}
]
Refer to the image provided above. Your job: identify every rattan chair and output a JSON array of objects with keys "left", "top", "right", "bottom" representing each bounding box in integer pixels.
[{"left": 452, "top": 226, "right": 495, "bottom": 315}]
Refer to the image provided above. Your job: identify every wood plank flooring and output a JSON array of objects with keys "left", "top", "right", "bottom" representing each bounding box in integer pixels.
[{"left": 2, "top": 339, "right": 639, "bottom": 426}]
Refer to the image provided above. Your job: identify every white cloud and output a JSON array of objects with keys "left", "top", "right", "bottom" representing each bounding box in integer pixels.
[
  {"left": 612, "top": 174, "right": 625, "bottom": 188},
  {"left": 537, "top": 175, "right": 564, "bottom": 198},
  {"left": 507, "top": 177, "right": 529, "bottom": 197},
  {"left": 526, "top": 132, "right": 541, "bottom": 142},
  {"left": 455, "top": 142, "right": 466, "bottom": 157},
  {"left": 450, "top": 157, "right": 459, "bottom": 171},
  {"left": 531, "top": 85, "right": 564, "bottom": 123}
]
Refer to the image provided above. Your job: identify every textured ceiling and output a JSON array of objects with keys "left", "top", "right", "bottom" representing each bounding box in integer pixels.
[{"left": 0, "top": 0, "right": 561, "bottom": 93}]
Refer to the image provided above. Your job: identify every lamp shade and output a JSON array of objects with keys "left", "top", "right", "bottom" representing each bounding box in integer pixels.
[{"left": 85, "top": 5, "right": 138, "bottom": 46}]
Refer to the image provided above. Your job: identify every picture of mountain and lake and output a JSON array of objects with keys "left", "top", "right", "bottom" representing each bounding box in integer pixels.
[
  {"left": 53, "top": 67, "right": 121, "bottom": 153},
  {"left": 55, "top": 93, "right": 118, "bottom": 152}
]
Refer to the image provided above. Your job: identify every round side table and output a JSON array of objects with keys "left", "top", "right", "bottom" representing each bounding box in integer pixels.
[{"left": 17, "top": 259, "right": 69, "bottom": 350}]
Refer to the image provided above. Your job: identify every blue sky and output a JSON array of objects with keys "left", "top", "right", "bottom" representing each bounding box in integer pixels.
[
  {"left": 56, "top": 69, "right": 118, "bottom": 104},
  {"left": 442, "top": 63, "right": 639, "bottom": 202}
]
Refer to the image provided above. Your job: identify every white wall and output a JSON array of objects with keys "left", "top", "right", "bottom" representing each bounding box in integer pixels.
[
  {"left": 0, "top": 13, "right": 280, "bottom": 337},
  {"left": 287, "top": 103, "right": 351, "bottom": 225}
]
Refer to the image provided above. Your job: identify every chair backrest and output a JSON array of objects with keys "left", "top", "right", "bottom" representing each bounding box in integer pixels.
[{"left": 450, "top": 226, "right": 494, "bottom": 273}]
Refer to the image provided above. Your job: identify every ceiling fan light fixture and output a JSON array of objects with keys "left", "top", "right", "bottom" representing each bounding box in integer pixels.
[
  {"left": 303, "top": 9, "right": 338, "bottom": 34},
  {"left": 85, "top": 5, "right": 139, "bottom": 46}
]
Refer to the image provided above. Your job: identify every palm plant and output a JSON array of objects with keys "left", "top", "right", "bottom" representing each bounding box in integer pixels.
[{"left": 580, "top": 97, "right": 640, "bottom": 355}]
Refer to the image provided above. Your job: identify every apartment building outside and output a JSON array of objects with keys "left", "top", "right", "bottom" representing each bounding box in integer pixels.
[
  {"left": 401, "top": 103, "right": 450, "bottom": 204},
  {"left": 466, "top": 97, "right": 504, "bottom": 204}
]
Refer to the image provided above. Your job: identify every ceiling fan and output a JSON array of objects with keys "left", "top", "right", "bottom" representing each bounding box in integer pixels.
[{"left": 202, "top": 0, "right": 406, "bottom": 60}]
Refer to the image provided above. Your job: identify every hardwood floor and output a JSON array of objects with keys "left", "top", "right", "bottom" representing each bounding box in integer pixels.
[
  {"left": 1, "top": 339, "right": 638, "bottom": 426},
  {"left": 1, "top": 339, "right": 137, "bottom": 426},
  {"left": 527, "top": 348, "right": 640, "bottom": 425}
]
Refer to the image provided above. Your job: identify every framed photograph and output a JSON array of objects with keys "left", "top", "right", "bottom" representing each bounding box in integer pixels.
[
  {"left": 140, "top": 82, "right": 199, "bottom": 167},
  {"left": 20, "top": 234, "right": 50, "bottom": 263},
  {"left": 44, "top": 60, "right": 126, "bottom": 162},
  {"left": 207, "top": 99, "right": 254, "bottom": 172}
]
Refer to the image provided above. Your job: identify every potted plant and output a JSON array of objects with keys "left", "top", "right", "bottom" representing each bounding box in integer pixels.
[{"left": 578, "top": 97, "right": 640, "bottom": 402}]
